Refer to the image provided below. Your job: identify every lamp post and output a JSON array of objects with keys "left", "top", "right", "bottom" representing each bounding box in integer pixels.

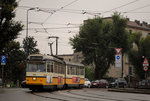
[{"left": 26, "top": 8, "right": 36, "bottom": 56}]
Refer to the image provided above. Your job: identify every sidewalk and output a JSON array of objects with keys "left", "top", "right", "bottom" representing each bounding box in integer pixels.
[{"left": 108, "top": 88, "right": 150, "bottom": 94}]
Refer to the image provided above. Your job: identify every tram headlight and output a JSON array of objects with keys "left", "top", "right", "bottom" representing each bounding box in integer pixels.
[{"left": 32, "top": 77, "right": 37, "bottom": 81}]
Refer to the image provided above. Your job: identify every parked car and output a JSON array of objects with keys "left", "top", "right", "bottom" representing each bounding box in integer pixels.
[
  {"left": 84, "top": 78, "right": 91, "bottom": 88},
  {"left": 108, "top": 78, "right": 127, "bottom": 88},
  {"left": 99, "top": 79, "right": 109, "bottom": 88},
  {"left": 91, "top": 79, "right": 108, "bottom": 88},
  {"left": 0, "top": 78, "right": 2, "bottom": 86},
  {"left": 135, "top": 79, "right": 150, "bottom": 89},
  {"left": 91, "top": 80, "right": 100, "bottom": 88},
  {"left": 21, "top": 80, "right": 27, "bottom": 88}
]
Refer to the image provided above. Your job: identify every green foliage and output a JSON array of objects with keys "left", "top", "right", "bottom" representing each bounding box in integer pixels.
[
  {"left": 70, "top": 13, "right": 130, "bottom": 79},
  {"left": 85, "top": 66, "right": 94, "bottom": 81},
  {"left": 23, "top": 36, "right": 40, "bottom": 56},
  {"left": 0, "top": 0, "right": 23, "bottom": 52},
  {"left": 3, "top": 41, "right": 26, "bottom": 83},
  {"left": 129, "top": 33, "right": 150, "bottom": 79}
]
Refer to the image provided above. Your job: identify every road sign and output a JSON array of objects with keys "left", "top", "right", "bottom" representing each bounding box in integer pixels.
[
  {"left": 115, "top": 48, "right": 122, "bottom": 55},
  {"left": 115, "top": 55, "right": 122, "bottom": 67},
  {"left": 143, "top": 58, "right": 149, "bottom": 66},
  {"left": 143, "top": 66, "right": 148, "bottom": 71},
  {"left": 1, "top": 55, "right": 6, "bottom": 65}
]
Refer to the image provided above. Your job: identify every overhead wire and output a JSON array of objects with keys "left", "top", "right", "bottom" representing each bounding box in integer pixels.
[
  {"left": 42, "top": 0, "right": 79, "bottom": 24},
  {"left": 101, "top": 0, "right": 140, "bottom": 14},
  {"left": 123, "top": 4, "right": 150, "bottom": 13}
]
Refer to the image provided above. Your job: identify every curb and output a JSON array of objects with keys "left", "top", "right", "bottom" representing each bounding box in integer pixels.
[{"left": 108, "top": 88, "right": 150, "bottom": 94}]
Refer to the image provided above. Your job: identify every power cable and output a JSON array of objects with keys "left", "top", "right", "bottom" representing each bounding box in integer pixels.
[
  {"left": 123, "top": 4, "right": 150, "bottom": 13},
  {"left": 101, "top": 0, "right": 140, "bottom": 14},
  {"left": 42, "top": 0, "right": 79, "bottom": 24},
  {"left": 27, "top": 26, "right": 79, "bottom": 30}
]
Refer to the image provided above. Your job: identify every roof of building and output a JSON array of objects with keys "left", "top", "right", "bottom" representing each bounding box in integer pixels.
[
  {"left": 127, "top": 20, "right": 150, "bottom": 31},
  {"left": 103, "top": 17, "right": 150, "bottom": 31}
]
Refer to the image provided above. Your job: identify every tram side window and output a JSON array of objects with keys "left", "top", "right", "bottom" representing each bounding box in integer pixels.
[
  {"left": 67, "top": 66, "right": 69, "bottom": 74},
  {"left": 81, "top": 67, "right": 84, "bottom": 75},
  {"left": 69, "top": 66, "right": 72, "bottom": 75},
  {"left": 47, "top": 63, "right": 50, "bottom": 72},
  {"left": 77, "top": 67, "right": 79, "bottom": 75},
  {"left": 54, "top": 63, "right": 58, "bottom": 73},
  {"left": 47, "top": 63, "right": 54, "bottom": 73},
  {"left": 58, "top": 64, "right": 61, "bottom": 74},
  {"left": 61, "top": 65, "right": 65, "bottom": 74},
  {"left": 73, "top": 67, "right": 76, "bottom": 75},
  {"left": 51, "top": 64, "right": 53, "bottom": 72}
]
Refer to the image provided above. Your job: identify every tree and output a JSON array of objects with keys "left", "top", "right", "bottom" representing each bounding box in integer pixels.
[
  {"left": 129, "top": 32, "right": 150, "bottom": 79},
  {"left": 3, "top": 41, "right": 26, "bottom": 84},
  {"left": 23, "top": 36, "right": 40, "bottom": 56},
  {"left": 85, "top": 66, "right": 94, "bottom": 81},
  {"left": 111, "top": 13, "right": 131, "bottom": 53},
  {"left": 70, "top": 13, "right": 130, "bottom": 79},
  {"left": 0, "top": 0, "right": 23, "bottom": 53}
]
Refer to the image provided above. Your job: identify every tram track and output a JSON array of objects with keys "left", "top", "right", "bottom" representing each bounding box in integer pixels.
[
  {"left": 31, "top": 91, "right": 69, "bottom": 101},
  {"left": 31, "top": 89, "right": 104, "bottom": 101},
  {"left": 52, "top": 89, "right": 101, "bottom": 101},
  {"left": 65, "top": 89, "right": 125, "bottom": 101},
  {"left": 28, "top": 88, "right": 149, "bottom": 101}
]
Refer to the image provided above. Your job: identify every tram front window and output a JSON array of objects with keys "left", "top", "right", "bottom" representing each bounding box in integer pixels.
[{"left": 27, "top": 63, "right": 46, "bottom": 72}]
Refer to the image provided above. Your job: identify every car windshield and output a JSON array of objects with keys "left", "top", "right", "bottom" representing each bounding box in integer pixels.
[
  {"left": 85, "top": 78, "right": 89, "bottom": 81},
  {"left": 26, "top": 63, "right": 46, "bottom": 72},
  {"left": 93, "top": 80, "right": 99, "bottom": 82}
]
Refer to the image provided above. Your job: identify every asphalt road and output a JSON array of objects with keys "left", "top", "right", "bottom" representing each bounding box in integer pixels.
[{"left": 0, "top": 88, "right": 150, "bottom": 101}]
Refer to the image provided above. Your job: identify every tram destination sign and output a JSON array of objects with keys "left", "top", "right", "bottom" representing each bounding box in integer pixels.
[{"left": 30, "top": 56, "right": 43, "bottom": 61}]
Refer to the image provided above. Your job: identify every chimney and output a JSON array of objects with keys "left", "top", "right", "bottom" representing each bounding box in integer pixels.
[{"left": 135, "top": 20, "right": 140, "bottom": 25}]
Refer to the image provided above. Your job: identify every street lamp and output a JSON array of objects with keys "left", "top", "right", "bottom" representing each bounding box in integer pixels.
[
  {"left": 26, "top": 8, "right": 36, "bottom": 38},
  {"left": 26, "top": 7, "right": 39, "bottom": 56}
]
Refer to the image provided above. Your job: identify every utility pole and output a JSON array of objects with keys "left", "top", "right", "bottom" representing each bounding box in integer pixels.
[
  {"left": 48, "top": 36, "right": 59, "bottom": 55},
  {"left": 48, "top": 43, "right": 53, "bottom": 56},
  {"left": 122, "top": 52, "right": 124, "bottom": 78}
]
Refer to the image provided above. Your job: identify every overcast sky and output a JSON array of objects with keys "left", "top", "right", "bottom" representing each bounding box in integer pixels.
[{"left": 15, "top": 0, "right": 150, "bottom": 55}]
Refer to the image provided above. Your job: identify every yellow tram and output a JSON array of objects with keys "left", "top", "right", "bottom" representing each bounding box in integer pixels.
[{"left": 26, "top": 54, "right": 85, "bottom": 91}]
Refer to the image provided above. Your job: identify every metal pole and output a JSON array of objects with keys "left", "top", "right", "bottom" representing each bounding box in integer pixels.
[
  {"left": 48, "top": 36, "right": 59, "bottom": 55},
  {"left": 56, "top": 37, "right": 58, "bottom": 55},
  {"left": 48, "top": 43, "right": 53, "bottom": 56},
  {"left": 145, "top": 71, "right": 147, "bottom": 79},
  {"left": 2, "top": 65, "right": 4, "bottom": 87},
  {"left": 26, "top": 8, "right": 35, "bottom": 56},
  {"left": 26, "top": 10, "right": 29, "bottom": 38},
  {"left": 122, "top": 52, "right": 124, "bottom": 78}
]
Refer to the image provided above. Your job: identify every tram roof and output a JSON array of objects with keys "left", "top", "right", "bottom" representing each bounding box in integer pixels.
[
  {"left": 64, "top": 61, "right": 84, "bottom": 67},
  {"left": 28, "top": 54, "right": 64, "bottom": 63}
]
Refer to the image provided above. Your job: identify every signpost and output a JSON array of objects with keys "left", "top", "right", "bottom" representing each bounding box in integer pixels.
[
  {"left": 115, "top": 48, "right": 122, "bottom": 68},
  {"left": 115, "top": 55, "right": 122, "bottom": 67},
  {"left": 1, "top": 55, "right": 6, "bottom": 65},
  {"left": 143, "top": 66, "right": 148, "bottom": 71},
  {"left": 115, "top": 48, "right": 122, "bottom": 55},
  {"left": 142, "top": 57, "right": 149, "bottom": 79},
  {"left": 114, "top": 48, "right": 123, "bottom": 77},
  {"left": 1, "top": 55, "right": 6, "bottom": 87}
]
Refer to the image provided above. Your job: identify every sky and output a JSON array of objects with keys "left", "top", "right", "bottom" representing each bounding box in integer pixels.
[{"left": 15, "top": 0, "right": 150, "bottom": 55}]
